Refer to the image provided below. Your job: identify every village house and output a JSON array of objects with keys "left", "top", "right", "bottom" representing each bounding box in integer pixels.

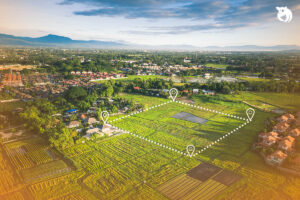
[
  {"left": 289, "top": 128, "right": 300, "bottom": 137},
  {"left": 277, "top": 113, "right": 295, "bottom": 122},
  {"left": 202, "top": 89, "right": 215, "bottom": 95},
  {"left": 278, "top": 136, "right": 295, "bottom": 152},
  {"left": 192, "top": 89, "right": 199, "bottom": 94},
  {"left": 182, "top": 90, "right": 189, "bottom": 94},
  {"left": 266, "top": 150, "right": 287, "bottom": 165},
  {"left": 100, "top": 124, "right": 114, "bottom": 136},
  {"left": 262, "top": 136, "right": 278, "bottom": 146},
  {"left": 273, "top": 122, "right": 290, "bottom": 133},
  {"left": 68, "top": 121, "right": 81, "bottom": 129},
  {"left": 259, "top": 131, "right": 279, "bottom": 139},
  {"left": 86, "top": 117, "right": 98, "bottom": 125},
  {"left": 85, "top": 127, "right": 100, "bottom": 137},
  {"left": 203, "top": 73, "right": 212, "bottom": 79}
]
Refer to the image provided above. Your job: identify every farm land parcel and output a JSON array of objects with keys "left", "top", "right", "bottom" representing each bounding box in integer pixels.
[{"left": 109, "top": 100, "right": 248, "bottom": 155}]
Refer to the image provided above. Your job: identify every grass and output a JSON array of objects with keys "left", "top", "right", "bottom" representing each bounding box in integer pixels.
[
  {"left": 205, "top": 63, "right": 229, "bottom": 69},
  {"left": 118, "top": 93, "right": 169, "bottom": 108},
  {"left": 111, "top": 102, "right": 244, "bottom": 151},
  {"left": 218, "top": 92, "right": 300, "bottom": 112}
]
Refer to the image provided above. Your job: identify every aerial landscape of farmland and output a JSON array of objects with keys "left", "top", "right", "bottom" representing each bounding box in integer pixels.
[{"left": 1, "top": 0, "right": 300, "bottom": 199}]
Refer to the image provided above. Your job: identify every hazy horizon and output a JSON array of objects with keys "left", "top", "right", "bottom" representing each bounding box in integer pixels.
[{"left": 0, "top": 0, "right": 300, "bottom": 46}]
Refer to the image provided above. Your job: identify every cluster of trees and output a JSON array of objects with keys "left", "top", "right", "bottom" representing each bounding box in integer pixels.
[
  {"left": 180, "top": 79, "right": 300, "bottom": 95},
  {"left": 19, "top": 99, "right": 77, "bottom": 149}
]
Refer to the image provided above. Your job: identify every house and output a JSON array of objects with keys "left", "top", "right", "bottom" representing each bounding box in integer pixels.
[
  {"left": 100, "top": 124, "right": 114, "bottom": 136},
  {"left": 262, "top": 136, "right": 278, "bottom": 146},
  {"left": 87, "top": 117, "right": 98, "bottom": 125},
  {"left": 277, "top": 113, "right": 295, "bottom": 122},
  {"left": 289, "top": 128, "right": 300, "bottom": 137},
  {"left": 202, "top": 89, "right": 215, "bottom": 95},
  {"left": 162, "top": 89, "right": 169, "bottom": 93},
  {"left": 266, "top": 150, "right": 287, "bottom": 165},
  {"left": 259, "top": 131, "right": 278, "bottom": 139},
  {"left": 278, "top": 136, "right": 295, "bottom": 152},
  {"left": 203, "top": 73, "right": 211, "bottom": 79},
  {"left": 85, "top": 127, "right": 100, "bottom": 137},
  {"left": 273, "top": 122, "right": 289, "bottom": 133},
  {"left": 80, "top": 114, "right": 87, "bottom": 120},
  {"left": 68, "top": 121, "right": 81, "bottom": 129},
  {"left": 65, "top": 109, "right": 78, "bottom": 114},
  {"left": 192, "top": 89, "right": 199, "bottom": 94}
]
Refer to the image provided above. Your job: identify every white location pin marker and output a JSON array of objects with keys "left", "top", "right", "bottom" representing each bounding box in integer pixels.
[
  {"left": 169, "top": 88, "right": 178, "bottom": 101},
  {"left": 101, "top": 111, "right": 109, "bottom": 124},
  {"left": 186, "top": 145, "right": 195, "bottom": 157},
  {"left": 246, "top": 108, "right": 255, "bottom": 121}
]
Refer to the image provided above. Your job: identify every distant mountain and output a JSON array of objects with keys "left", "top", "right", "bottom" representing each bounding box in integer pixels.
[
  {"left": 0, "top": 33, "right": 124, "bottom": 48},
  {"left": 0, "top": 33, "right": 299, "bottom": 51}
]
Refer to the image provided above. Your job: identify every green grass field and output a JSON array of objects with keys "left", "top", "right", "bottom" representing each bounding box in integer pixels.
[
  {"left": 218, "top": 92, "right": 300, "bottom": 112},
  {"left": 111, "top": 101, "right": 244, "bottom": 151},
  {"left": 205, "top": 63, "right": 229, "bottom": 69},
  {"left": 118, "top": 93, "right": 169, "bottom": 108}
]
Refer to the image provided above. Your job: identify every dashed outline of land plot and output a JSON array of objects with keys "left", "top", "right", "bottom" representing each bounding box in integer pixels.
[{"left": 104, "top": 89, "right": 255, "bottom": 158}]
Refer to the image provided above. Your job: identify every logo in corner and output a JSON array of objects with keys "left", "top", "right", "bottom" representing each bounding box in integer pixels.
[{"left": 276, "top": 6, "right": 292, "bottom": 23}]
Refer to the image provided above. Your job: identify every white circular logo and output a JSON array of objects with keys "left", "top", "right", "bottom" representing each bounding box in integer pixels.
[{"left": 276, "top": 6, "right": 293, "bottom": 23}]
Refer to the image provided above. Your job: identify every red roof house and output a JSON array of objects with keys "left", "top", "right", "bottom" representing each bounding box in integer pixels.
[{"left": 266, "top": 150, "right": 287, "bottom": 165}]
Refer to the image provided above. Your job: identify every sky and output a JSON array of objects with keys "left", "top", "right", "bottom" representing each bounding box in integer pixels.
[{"left": 0, "top": 0, "right": 299, "bottom": 46}]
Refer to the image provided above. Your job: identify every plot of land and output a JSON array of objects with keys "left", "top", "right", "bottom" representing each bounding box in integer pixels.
[
  {"left": 111, "top": 102, "right": 244, "bottom": 151},
  {"left": 172, "top": 112, "right": 208, "bottom": 124},
  {"left": 187, "top": 163, "right": 222, "bottom": 182},
  {"left": 158, "top": 174, "right": 202, "bottom": 200},
  {"left": 213, "top": 170, "right": 242, "bottom": 186}
]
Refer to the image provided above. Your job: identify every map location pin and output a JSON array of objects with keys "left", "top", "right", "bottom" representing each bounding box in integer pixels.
[
  {"left": 169, "top": 88, "right": 178, "bottom": 101},
  {"left": 101, "top": 111, "right": 109, "bottom": 124},
  {"left": 246, "top": 108, "right": 255, "bottom": 121},
  {"left": 186, "top": 145, "right": 195, "bottom": 157}
]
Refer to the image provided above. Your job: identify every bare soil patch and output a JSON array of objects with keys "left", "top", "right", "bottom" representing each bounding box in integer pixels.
[
  {"left": 187, "top": 163, "right": 221, "bottom": 182},
  {"left": 172, "top": 111, "right": 208, "bottom": 124}
]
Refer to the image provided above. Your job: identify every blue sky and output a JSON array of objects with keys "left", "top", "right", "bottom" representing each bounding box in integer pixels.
[{"left": 0, "top": 0, "right": 299, "bottom": 46}]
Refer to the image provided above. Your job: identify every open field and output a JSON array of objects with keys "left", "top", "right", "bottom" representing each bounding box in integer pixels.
[
  {"left": 205, "top": 63, "right": 229, "bottom": 69},
  {"left": 118, "top": 92, "right": 169, "bottom": 107},
  {"left": 111, "top": 101, "right": 244, "bottom": 151},
  {"left": 218, "top": 92, "right": 300, "bottom": 112}
]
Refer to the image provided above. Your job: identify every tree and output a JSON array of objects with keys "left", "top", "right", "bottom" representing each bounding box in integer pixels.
[
  {"left": 105, "top": 83, "right": 114, "bottom": 97},
  {"left": 66, "top": 87, "right": 87, "bottom": 102},
  {"left": 112, "top": 105, "right": 118, "bottom": 113},
  {"left": 96, "top": 108, "right": 102, "bottom": 121}
]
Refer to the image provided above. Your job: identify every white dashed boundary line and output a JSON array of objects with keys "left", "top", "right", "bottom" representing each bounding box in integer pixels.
[
  {"left": 109, "top": 100, "right": 253, "bottom": 157},
  {"left": 108, "top": 100, "right": 173, "bottom": 123}
]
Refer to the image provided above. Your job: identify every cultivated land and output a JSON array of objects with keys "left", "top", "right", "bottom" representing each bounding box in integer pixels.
[
  {"left": 110, "top": 101, "right": 245, "bottom": 151},
  {"left": 1, "top": 93, "right": 300, "bottom": 199}
]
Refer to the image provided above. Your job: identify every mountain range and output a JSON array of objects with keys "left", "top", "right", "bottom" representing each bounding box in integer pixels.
[
  {"left": 0, "top": 33, "right": 123, "bottom": 48},
  {"left": 0, "top": 33, "right": 300, "bottom": 51}
]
